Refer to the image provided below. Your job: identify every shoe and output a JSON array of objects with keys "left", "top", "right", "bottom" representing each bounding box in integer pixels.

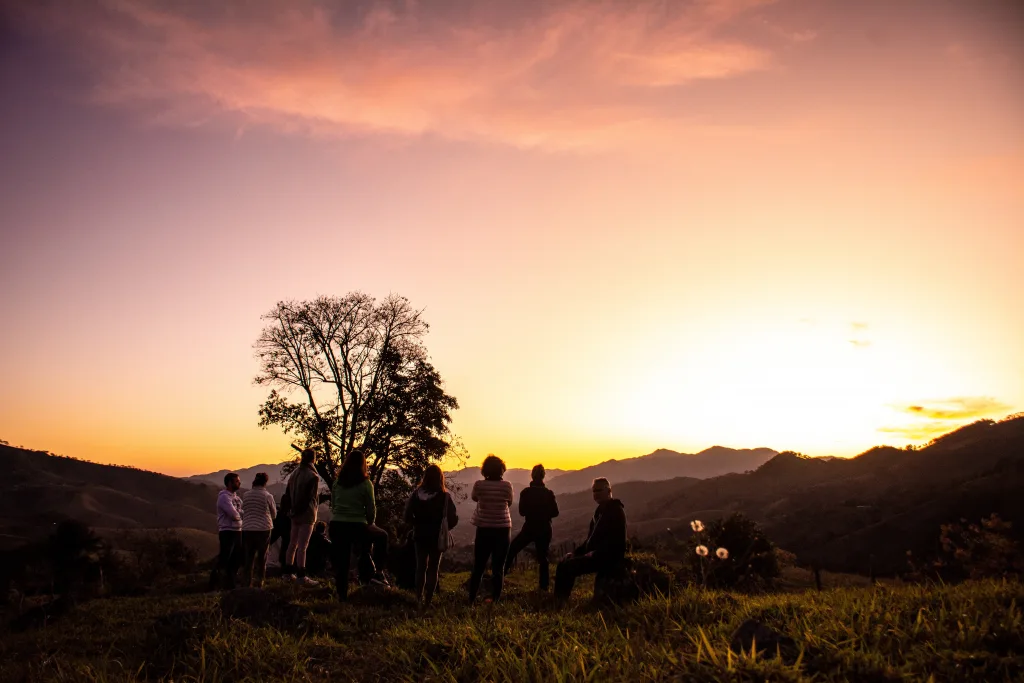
[
  {"left": 284, "top": 574, "right": 296, "bottom": 581},
  {"left": 483, "top": 597, "right": 493, "bottom": 605},
  {"left": 297, "top": 576, "right": 319, "bottom": 586}
]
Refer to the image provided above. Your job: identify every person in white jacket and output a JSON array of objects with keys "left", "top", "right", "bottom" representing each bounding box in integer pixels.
[
  {"left": 241, "top": 472, "right": 277, "bottom": 588},
  {"left": 209, "top": 472, "right": 243, "bottom": 590}
]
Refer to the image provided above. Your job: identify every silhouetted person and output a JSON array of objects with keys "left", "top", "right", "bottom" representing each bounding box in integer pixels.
[
  {"left": 209, "top": 472, "right": 243, "bottom": 590},
  {"left": 305, "top": 521, "right": 332, "bottom": 577},
  {"left": 554, "top": 477, "right": 626, "bottom": 602},
  {"left": 329, "top": 447, "right": 389, "bottom": 600},
  {"left": 504, "top": 463, "right": 559, "bottom": 591},
  {"left": 404, "top": 464, "right": 458, "bottom": 606},
  {"left": 285, "top": 448, "right": 322, "bottom": 586},
  {"left": 467, "top": 455, "right": 514, "bottom": 604},
  {"left": 241, "top": 472, "right": 277, "bottom": 588},
  {"left": 269, "top": 488, "right": 292, "bottom": 574}
]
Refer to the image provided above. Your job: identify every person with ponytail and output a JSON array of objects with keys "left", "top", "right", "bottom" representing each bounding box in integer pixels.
[{"left": 404, "top": 464, "right": 458, "bottom": 606}]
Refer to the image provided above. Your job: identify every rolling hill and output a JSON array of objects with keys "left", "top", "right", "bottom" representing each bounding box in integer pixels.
[{"left": 0, "top": 445, "right": 221, "bottom": 550}]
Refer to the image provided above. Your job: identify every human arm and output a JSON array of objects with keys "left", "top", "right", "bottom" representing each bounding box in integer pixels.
[
  {"left": 447, "top": 493, "right": 459, "bottom": 529},
  {"left": 268, "top": 492, "right": 277, "bottom": 520},
  {"left": 549, "top": 491, "right": 559, "bottom": 520},
  {"left": 365, "top": 480, "right": 377, "bottom": 525},
  {"left": 470, "top": 481, "right": 479, "bottom": 502},
  {"left": 404, "top": 492, "right": 417, "bottom": 524},
  {"left": 218, "top": 494, "right": 241, "bottom": 523}
]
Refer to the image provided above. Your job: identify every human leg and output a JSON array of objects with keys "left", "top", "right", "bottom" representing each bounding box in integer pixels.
[
  {"left": 504, "top": 528, "right": 532, "bottom": 576},
  {"left": 223, "top": 531, "right": 243, "bottom": 590},
  {"left": 554, "top": 555, "right": 601, "bottom": 601},
  {"left": 241, "top": 531, "right": 259, "bottom": 587},
  {"left": 535, "top": 530, "right": 552, "bottom": 591},
  {"left": 414, "top": 541, "right": 429, "bottom": 601},
  {"left": 289, "top": 522, "right": 315, "bottom": 580},
  {"left": 489, "top": 528, "right": 511, "bottom": 601},
  {"left": 252, "top": 530, "right": 271, "bottom": 587},
  {"left": 467, "top": 527, "right": 493, "bottom": 603},
  {"left": 424, "top": 549, "right": 442, "bottom": 606},
  {"left": 329, "top": 521, "right": 360, "bottom": 601}
]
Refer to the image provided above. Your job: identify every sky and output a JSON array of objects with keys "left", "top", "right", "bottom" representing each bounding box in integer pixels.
[{"left": 1, "top": 0, "right": 1022, "bottom": 477}]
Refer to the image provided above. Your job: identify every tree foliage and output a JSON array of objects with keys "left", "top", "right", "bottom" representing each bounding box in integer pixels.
[{"left": 254, "top": 293, "right": 460, "bottom": 507}]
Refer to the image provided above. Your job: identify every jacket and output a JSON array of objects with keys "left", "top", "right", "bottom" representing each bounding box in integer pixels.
[
  {"left": 518, "top": 481, "right": 559, "bottom": 526},
  {"left": 241, "top": 485, "right": 277, "bottom": 532},
  {"left": 216, "top": 489, "right": 243, "bottom": 532},
  {"left": 471, "top": 479, "right": 514, "bottom": 527},
  {"left": 574, "top": 498, "right": 626, "bottom": 565},
  {"left": 286, "top": 464, "right": 322, "bottom": 524},
  {"left": 330, "top": 478, "right": 376, "bottom": 524},
  {"left": 404, "top": 488, "right": 458, "bottom": 544}
]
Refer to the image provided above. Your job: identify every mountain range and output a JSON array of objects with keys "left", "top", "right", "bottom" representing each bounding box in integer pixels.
[{"left": 3, "top": 416, "right": 1021, "bottom": 576}]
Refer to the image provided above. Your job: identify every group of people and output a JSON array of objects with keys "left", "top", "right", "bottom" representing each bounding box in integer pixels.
[{"left": 209, "top": 448, "right": 628, "bottom": 605}]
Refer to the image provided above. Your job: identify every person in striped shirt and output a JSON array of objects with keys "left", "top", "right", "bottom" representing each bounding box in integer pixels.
[
  {"left": 467, "top": 455, "right": 514, "bottom": 604},
  {"left": 240, "top": 472, "right": 277, "bottom": 588}
]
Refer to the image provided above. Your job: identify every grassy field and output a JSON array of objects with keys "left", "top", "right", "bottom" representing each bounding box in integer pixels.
[{"left": 1, "top": 571, "right": 1021, "bottom": 682}]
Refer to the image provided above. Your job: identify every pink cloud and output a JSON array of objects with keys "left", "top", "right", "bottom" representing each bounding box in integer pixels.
[{"left": 18, "top": 0, "right": 785, "bottom": 147}]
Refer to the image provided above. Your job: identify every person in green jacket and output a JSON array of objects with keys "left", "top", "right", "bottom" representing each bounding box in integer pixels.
[{"left": 330, "top": 447, "right": 389, "bottom": 600}]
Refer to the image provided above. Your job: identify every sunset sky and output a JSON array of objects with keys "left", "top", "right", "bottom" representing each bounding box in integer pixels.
[{"left": 1, "top": 0, "right": 1021, "bottom": 477}]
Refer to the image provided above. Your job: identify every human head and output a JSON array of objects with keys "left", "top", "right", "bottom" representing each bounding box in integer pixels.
[
  {"left": 224, "top": 472, "right": 241, "bottom": 491},
  {"left": 338, "top": 447, "right": 369, "bottom": 488},
  {"left": 592, "top": 477, "right": 612, "bottom": 504},
  {"left": 300, "top": 448, "right": 316, "bottom": 465},
  {"left": 531, "top": 464, "right": 545, "bottom": 483},
  {"left": 252, "top": 472, "right": 269, "bottom": 488},
  {"left": 481, "top": 454, "right": 506, "bottom": 481},
  {"left": 420, "top": 464, "right": 446, "bottom": 493}
]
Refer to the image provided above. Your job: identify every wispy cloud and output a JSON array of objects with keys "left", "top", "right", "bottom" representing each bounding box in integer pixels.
[
  {"left": 899, "top": 397, "right": 1011, "bottom": 421},
  {"left": 14, "top": 0, "right": 790, "bottom": 148},
  {"left": 879, "top": 396, "right": 1013, "bottom": 440}
]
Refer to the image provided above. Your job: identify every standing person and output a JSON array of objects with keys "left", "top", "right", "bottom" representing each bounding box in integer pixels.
[
  {"left": 329, "top": 448, "right": 389, "bottom": 601},
  {"left": 467, "top": 455, "right": 514, "bottom": 604},
  {"left": 209, "top": 472, "right": 243, "bottom": 590},
  {"left": 504, "top": 464, "right": 559, "bottom": 591},
  {"left": 554, "top": 477, "right": 627, "bottom": 602},
  {"left": 404, "top": 464, "right": 458, "bottom": 606},
  {"left": 269, "top": 488, "right": 292, "bottom": 575},
  {"left": 240, "top": 472, "right": 277, "bottom": 588},
  {"left": 285, "top": 448, "right": 322, "bottom": 586}
]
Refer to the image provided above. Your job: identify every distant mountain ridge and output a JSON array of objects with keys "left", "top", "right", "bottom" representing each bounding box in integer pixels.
[
  {"left": 544, "top": 446, "right": 778, "bottom": 493},
  {"left": 186, "top": 462, "right": 293, "bottom": 488}
]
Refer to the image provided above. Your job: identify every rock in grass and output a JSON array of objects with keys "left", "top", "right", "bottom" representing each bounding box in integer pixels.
[
  {"left": 220, "top": 587, "right": 310, "bottom": 629},
  {"left": 346, "top": 583, "right": 417, "bottom": 608},
  {"left": 729, "top": 619, "right": 797, "bottom": 659}
]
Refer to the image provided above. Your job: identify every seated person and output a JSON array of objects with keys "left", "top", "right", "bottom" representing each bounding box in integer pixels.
[
  {"left": 554, "top": 477, "right": 626, "bottom": 601},
  {"left": 305, "top": 521, "right": 332, "bottom": 577}
]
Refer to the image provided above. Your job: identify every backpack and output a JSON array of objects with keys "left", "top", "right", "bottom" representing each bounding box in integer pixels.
[{"left": 438, "top": 493, "right": 454, "bottom": 552}]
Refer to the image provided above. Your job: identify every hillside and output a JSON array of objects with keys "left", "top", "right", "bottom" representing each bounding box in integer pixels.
[
  {"left": 0, "top": 445, "right": 220, "bottom": 549},
  {"left": 630, "top": 415, "right": 1024, "bottom": 574},
  {"left": 545, "top": 446, "right": 777, "bottom": 493},
  {"left": 1, "top": 573, "right": 1020, "bottom": 682}
]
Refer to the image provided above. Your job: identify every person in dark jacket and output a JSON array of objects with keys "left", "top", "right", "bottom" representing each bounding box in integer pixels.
[
  {"left": 503, "top": 464, "right": 559, "bottom": 591},
  {"left": 269, "top": 488, "right": 292, "bottom": 575},
  {"left": 304, "top": 521, "right": 332, "bottom": 577},
  {"left": 404, "top": 464, "right": 458, "bottom": 606},
  {"left": 554, "top": 477, "right": 626, "bottom": 601}
]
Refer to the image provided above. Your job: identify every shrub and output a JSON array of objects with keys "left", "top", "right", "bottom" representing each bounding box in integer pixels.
[
  {"left": 933, "top": 513, "right": 1022, "bottom": 581},
  {"left": 680, "top": 513, "right": 779, "bottom": 590},
  {"left": 103, "top": 530, "right": 198, "bottom": 594}
]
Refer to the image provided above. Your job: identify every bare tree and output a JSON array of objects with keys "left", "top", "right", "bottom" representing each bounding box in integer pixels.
[{"left": 255, "top": 293, "right": 460, "bottom": 500}]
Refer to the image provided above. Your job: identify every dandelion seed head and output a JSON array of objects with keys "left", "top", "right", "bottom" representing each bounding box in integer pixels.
[
  {"left": 690, "top": 520, "right": 704, "bottom": 532},
  {"left": 716, "top": 547, "right": 729, "bottom": 559},
  {"left": 696, "top": 545, "right": 709, "bottom": 556}
]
